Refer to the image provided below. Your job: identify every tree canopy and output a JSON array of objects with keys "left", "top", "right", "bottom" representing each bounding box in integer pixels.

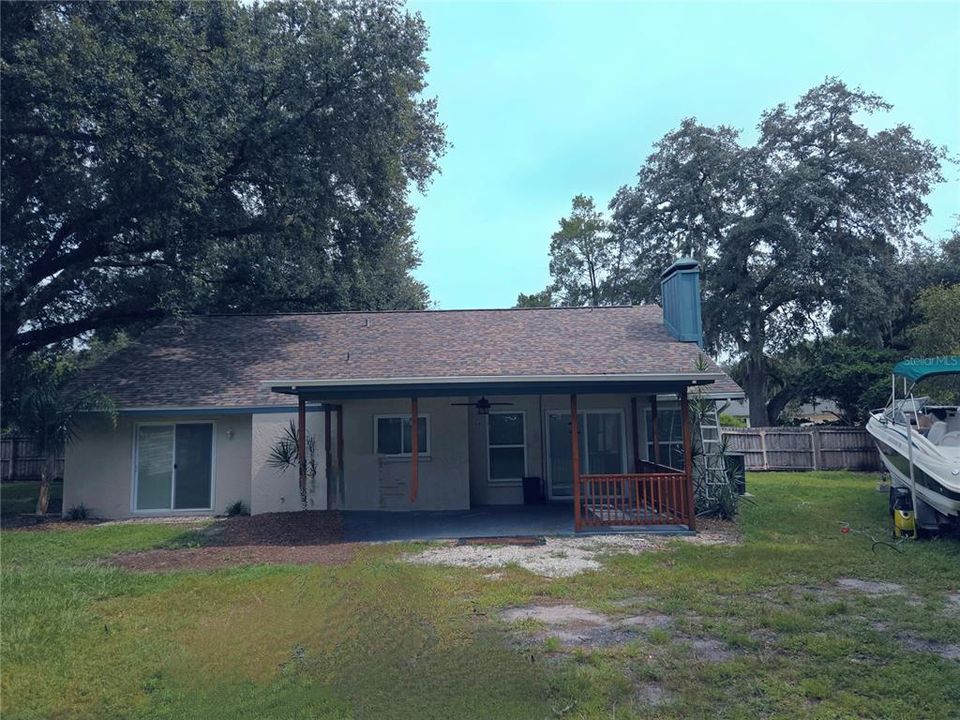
[
  {"left": 521, "top": 79, "right": 948, "bottom": 425},
  {"left": 910, "top": 283, "right": 960, "bottom": 357},
  {"left": 1, "top": 0, "right": 446, "bottom": 368}
]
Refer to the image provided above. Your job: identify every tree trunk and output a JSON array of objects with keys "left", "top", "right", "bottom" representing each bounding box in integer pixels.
[
  {"left": 744, "top": 355, "right": 771, "bottom": 427},
  {"left": 35, "top": 454, "right": 55, "bottom": 515}
]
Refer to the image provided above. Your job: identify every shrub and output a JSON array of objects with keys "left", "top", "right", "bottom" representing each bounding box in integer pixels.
[
  {"left": 718, "top": 413, "right": 747, "bottom": 428},
  {"left": 65, "top": 504, "right": 88, "bottom": 521},
  {"left": 226, "top": 500, "right": 249, "bottom": 517}
]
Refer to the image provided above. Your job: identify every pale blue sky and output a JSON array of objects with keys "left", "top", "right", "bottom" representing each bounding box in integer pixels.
[{"left": 407, "top": 1, "right": 960, "bottom": 309}]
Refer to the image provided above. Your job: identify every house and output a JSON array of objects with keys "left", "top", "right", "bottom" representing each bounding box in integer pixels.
[{"left": 65, "top": 260, "right": 743, "bottom": 531}]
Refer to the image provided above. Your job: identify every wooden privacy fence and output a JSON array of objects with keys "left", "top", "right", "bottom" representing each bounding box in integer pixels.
[
  {"left": 1, "top": 436, "right": 63, "bottom": 482},
  {"left": 721, "top": 426, "right": 881, "bottom": 471},
  {"left": 576, "top": 465, "right": 693, "bottom": 529}
]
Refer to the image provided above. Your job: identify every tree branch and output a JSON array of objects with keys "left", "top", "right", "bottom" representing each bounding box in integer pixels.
[{"left": 6, "top": 303, "right": 166, "bottom": 358}]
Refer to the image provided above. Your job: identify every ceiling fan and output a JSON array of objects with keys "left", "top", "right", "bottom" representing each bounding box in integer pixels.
[{"left": 450, "top": 396, "right": 514, "bottom": 415}]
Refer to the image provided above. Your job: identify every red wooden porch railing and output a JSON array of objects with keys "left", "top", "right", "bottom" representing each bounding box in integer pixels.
[{"left": 575, "top": 469, "right": 692, "bottom": 529}]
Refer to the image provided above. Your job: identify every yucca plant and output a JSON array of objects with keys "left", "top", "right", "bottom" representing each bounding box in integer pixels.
[
  {"left": 267, "top": 421, "right": 318, "bottom": 509},
  {"left": 689, "top": 354, "right": 740, "bottom": 519}
]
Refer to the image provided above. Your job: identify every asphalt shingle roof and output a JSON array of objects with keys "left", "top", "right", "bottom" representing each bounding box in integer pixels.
[{"left": 79, "top": 306, "right": 744, "bottom": 409}]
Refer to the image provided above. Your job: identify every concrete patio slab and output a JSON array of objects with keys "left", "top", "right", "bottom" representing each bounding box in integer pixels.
[{"left": 341, "top": 504, "right": 692, "bottom": 542}]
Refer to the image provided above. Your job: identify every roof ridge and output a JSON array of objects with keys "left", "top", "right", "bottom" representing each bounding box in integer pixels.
[{"left": 190, "top": 305, "right": 652, "bottom": 318}]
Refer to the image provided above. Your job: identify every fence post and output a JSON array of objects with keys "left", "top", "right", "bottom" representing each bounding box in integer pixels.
[
  {"left": 810, "top": 428, "right": 821, "bottom": 471},
  {"left": 759, "top": 430, "right": 769, "bottom": 470},
  {"left": 6, "top": 438, "right": 16, "bottom": 481}
]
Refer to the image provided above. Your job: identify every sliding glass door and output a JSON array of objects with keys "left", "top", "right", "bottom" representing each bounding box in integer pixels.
[
  {"left": 546, "top": 411, "right": 626, "bottom": 499},
  {"left": 135, "top": 423, "right": 213, "bottom": 511}
]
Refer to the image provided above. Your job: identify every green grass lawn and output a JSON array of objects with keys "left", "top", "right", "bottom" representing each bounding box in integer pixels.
[
  {"left": 1, "top": 481, "right": 63, "bottom": 515},
  {"left": 2, "top": 472, "right": 959, "bottom": 719}
]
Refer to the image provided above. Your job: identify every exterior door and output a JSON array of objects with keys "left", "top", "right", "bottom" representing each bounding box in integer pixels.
[
  {"left": 135, "top": 423, "right": 213, "bottom": 511},
  {"left": 546, "top": 411, "right": 626, "bottom": 499}
]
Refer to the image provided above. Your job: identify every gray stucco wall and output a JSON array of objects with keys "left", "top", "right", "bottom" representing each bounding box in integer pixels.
[
  {"left": 63, "top": 413, "right": 252, "bottom": 519},
  {"left": 340, "top": 397, "right": 471, "bottom": 511},
  {"left": 250, "top": 410, "right": 326, "bottom": 514}
]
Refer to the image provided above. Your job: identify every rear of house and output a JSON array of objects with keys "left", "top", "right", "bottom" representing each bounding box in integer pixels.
[{"left": 65, "top": 261, "right": 743, "bottom": 529}]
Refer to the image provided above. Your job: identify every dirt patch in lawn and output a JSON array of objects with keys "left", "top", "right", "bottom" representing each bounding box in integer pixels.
[
  {"left": 898, "top": 633, "right": 960, "bottom": 662},
  {"left": 500, "top": 601, "right": 675, "bottom": 649},
  {"left": 836, "top": 577, "right": 908, "bottom": 595},
  {"left": 111, "top": 543, "right": 359, "bottom": 571},
  {"left": 635, "top": 681, "right": 673, "bottom": 707},
  {"left": 684, "top": 637, "right": 737, "bottom": 662}
]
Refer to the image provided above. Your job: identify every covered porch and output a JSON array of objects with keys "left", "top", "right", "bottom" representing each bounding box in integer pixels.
[{"left": 271, "top": 375, "right": 708, "bottom": 533}]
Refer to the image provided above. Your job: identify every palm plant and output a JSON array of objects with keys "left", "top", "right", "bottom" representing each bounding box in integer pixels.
[{"left": 12, "top": 355, "right": 115, "bottom": 515}]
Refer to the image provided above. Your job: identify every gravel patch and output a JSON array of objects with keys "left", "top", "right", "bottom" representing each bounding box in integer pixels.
[{"left": 407, "top": 523, "right": 739, "bottom": 578}]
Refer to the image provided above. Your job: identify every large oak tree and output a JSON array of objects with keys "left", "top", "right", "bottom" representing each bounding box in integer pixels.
[
  {"left": 1, "top": 0, "right": 445, "bottom": 366},
  {"left": 524, "top": 80, "right": 946, "bottom": 425}
]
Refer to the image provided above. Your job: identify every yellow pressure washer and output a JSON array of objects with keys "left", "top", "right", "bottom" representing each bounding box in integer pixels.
[{"left": 891, "top": 488, "right": 916, "bottom": 539}]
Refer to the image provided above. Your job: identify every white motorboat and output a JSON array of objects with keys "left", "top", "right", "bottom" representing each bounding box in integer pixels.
[{"left": 865, "top": 356, "right": 960, "bottom": 532}]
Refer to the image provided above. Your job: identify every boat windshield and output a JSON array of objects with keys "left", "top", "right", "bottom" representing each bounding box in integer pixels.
[{"left": 885, "top": 396, "right": 931, "bottom": 425}]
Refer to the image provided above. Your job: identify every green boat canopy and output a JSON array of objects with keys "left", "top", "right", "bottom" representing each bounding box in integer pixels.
[{"left": 893, "top": 356, "right": 960, "bottom": 382}]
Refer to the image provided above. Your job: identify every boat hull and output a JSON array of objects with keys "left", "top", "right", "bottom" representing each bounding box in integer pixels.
[{"left": 866, "top": 415, "right": 960, "bottom": 522}]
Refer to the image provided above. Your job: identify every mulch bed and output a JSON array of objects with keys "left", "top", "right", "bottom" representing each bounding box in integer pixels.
[
  {"left": 110, "top": 543, "right": 359, "bottom": 571},
  {"left": 109, "top": 510, "right": 350, "bottom": 571},
  {"left": 1, "top": 515, "right": 100, "bottom": 531},
  {"left": 215, "top": 510, "right": 343, "bottom": 546}
]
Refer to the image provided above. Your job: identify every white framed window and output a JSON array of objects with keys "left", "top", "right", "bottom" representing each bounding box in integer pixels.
[
  {"left": 487, "top": 411, "right": 526, "bottom": 484},
  {"left": 133, "top": 422, "right": 214, "bottom": 512},
  {"left": 374, "top": 414, "right": 430, "bottom": 456}
]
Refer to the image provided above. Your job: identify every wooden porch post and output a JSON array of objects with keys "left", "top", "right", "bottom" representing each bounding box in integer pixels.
[
  {"left": 630, "top": 397, "right": 641, "bottom": 472},
  {"left": 570, "top": 393, "right": 581, "bottom": 532},
  {"left": 679, "top": 387, "right": 697, "bottom": 531},
  {"left": 336, "top": 405, "right": 344, "bottom": 506},
  {"left": 409, "top": 397, "right": 419, "bottom": 503},
  {"left": 650, "top": 395, "right": 660, "bottom": 465},
  {"left": 324, "top": 405, "right": 333, "bottom": 509},
  {"left": 297, "top": 396, "right": 307, "bottom": 498}
]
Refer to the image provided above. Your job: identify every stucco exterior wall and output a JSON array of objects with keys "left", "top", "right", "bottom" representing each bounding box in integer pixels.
[
  {"left": 63, "top": 413, "right": 252, "bottom": 519},
  {"left": 250, "top": 410, "right": 326, "bottom": 514},
  {"left": 340, "top": 397, "right": 470, "bottom": 511},
  {"left": 62, "top": 393, "right": 682, "bottom": 519}
]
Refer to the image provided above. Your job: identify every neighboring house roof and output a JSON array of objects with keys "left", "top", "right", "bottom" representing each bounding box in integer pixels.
[{"left": 78, "top": 306, "right": 744, "bottom": 409}]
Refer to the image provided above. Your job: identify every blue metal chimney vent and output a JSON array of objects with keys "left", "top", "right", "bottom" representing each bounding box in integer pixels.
[{"left": 660, "top": 258, "right": 703, "bottom": 347}]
